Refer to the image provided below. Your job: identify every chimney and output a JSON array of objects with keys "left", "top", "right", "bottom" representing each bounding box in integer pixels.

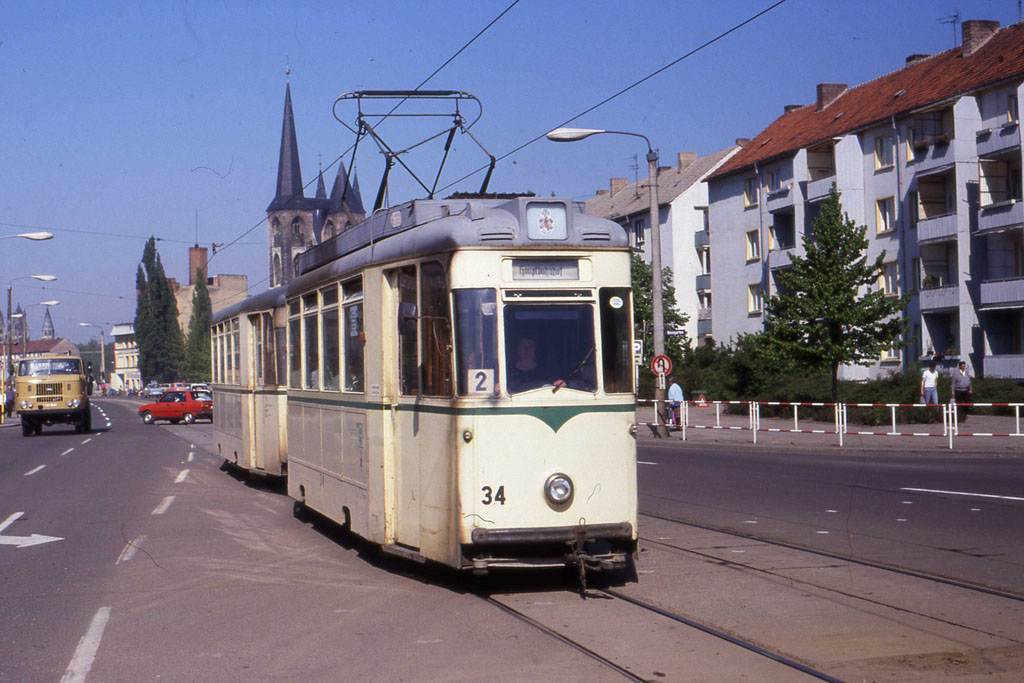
[
  {"left": 784, "top": 104, "right": 802, "bottom": 114},
  {"left": 905, "top": 53, "right": 930, "bottom": 66},
  {"left": 962, "top": 20, "right": 999, "bottom": 57},
  {"left": 677, "top": 152, "right": 698, "bottom": 169},
  {"left": 188, "top": 245, "right": 208, "bottom": 286},
  {"left": 735, "top": 138, "right": 751, "bottom": 147},
  {"left": 595, "top": 189, "right": 609, "bottom": 196},
  {"left": 610, "top": 177, "right": 628, "bottom": 195},
  {"left": 816, "top": 83, "right": 847, "bottom": 111}
]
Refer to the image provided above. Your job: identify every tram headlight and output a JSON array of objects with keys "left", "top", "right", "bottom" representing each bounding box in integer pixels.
[{"left": 544, "top": 473, "right": 573, "bottom": 506}]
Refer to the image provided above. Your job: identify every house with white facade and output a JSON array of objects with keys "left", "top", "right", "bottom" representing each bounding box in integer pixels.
[
  {"left": 110, "top": 323, "right": 141, "bottom": 393},
  {"left": 586, "top": 145, "right": 742, "bottom": 344},
  {"left": 706, "top": 19, "right": 1024, "bottom": 379}
]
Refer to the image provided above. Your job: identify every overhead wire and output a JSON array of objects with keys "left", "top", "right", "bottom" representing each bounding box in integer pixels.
[{"left": 437, "top": 0, "right": 790, "bottom": 194}]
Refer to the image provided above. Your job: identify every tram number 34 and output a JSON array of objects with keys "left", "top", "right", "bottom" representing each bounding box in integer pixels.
[{"left": 481, "top": 485, "right": 506, "bottom": 505}]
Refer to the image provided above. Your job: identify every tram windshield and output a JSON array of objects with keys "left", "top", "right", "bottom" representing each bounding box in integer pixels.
[{"left": 504, "top": 304, "right": 596, "bottom": 394}]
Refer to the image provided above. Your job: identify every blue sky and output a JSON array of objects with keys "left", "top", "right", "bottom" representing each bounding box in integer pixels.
[{"left": 1, "top": 0, "right": 1019, "bottom": 343}]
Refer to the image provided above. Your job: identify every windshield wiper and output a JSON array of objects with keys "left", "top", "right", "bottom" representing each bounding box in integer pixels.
[{"left": 553, "top": 345, "right": 595, "bottom": 393}]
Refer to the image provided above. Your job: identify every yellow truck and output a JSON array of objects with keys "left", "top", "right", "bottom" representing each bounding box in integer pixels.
[{"left": 15, "top": 355, "right": 91, "bottom": 436}]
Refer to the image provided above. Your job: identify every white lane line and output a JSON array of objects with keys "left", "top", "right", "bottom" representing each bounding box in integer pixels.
[
  {"left": 900, "top": 487, "right": 1024, "bottom": 502},
  {"left": 115, "top": 535, "right": 147, "bottom": 564},
  {"left": 0, "top": 512, "right": 25, "bottom": 533},
  {"left": 24, "top": 465, "right": 46, "bottom": 476},
  {"left": 152, "top": 496, "right": 175, "bottom": 515},
  {"left": 81, "top": 438, "right": 92, "bottom": 445},
  {"left": 187, "top": 452, "right": 194, "bottom": 463},
  {"left": 816, "top": 530, "right": 829, "bottom": 534},
  {"left": 637, "top": 461, "right": 658, "bottom": 465},
  {"left": 174, "top": 469, "right": 190, "bottom": 484},
  {"left": 60, "top": 448, "right": 75, "bottom": 457},
  {"left": 61, "top": 606, "right": 111, "bottom": 683}
]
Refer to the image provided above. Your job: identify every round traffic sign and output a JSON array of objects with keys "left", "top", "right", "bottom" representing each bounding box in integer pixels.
[{"left": 651, "top": 354, "right": 672, "bottom": 376}]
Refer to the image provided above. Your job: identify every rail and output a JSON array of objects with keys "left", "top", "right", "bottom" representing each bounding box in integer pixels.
[{"left": 635, "top": 399, "right": 1024, "bottom": 449}]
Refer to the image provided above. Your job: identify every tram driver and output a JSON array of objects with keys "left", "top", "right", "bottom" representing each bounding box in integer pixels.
[{"left": 507, "top": 336, "right": 566, "bottom": 393}]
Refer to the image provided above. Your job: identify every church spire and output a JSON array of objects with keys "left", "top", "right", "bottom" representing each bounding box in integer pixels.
[
  {"left": 41, "top": 308, "right": 55, "bottom": 340},
  {"left": 267, "top": 81, "right": 305, "bottom": 211}
]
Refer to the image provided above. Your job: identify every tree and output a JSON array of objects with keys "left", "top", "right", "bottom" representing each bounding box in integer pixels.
[
  {"left": 181, "top": 268, "right": 212, "bottom": 382},
  {"left": 762, "top": 186, "right": 910, "bottom": 402},
  {"left": 631, "top": 253, "right": 690, "bottom": 370},
  {"left": 134, "top": 237, "right": 185, "bottom": 383}
]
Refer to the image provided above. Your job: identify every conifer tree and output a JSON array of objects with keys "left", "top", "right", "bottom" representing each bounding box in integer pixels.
[
  {"left": 763, "top": 186, "right": 910, "bottom": 402},
  {"left": 182, "top": 268, "right": 212, "bottom": 382},
  {"left": 134, "top": 237, "right": 185, "bottom": 383}
]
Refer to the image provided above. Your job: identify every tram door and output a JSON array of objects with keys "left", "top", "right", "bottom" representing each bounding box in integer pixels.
[
  {"left": 383, "top": 266, "right": 421, "bottom": 548},
  {"left": 247, "top": 314, "right": 261, "bottom": 470}
]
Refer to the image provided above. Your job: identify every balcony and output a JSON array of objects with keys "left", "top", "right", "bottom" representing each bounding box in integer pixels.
[
  {"left": 919, "top": 285, "right": 959, "bottom": 311},
  {"left": 980, "top": 277, "right": 1024, "bottom": 307},
  {"left": 978, "top": 200, "right": 1024, "bottom": 234},
  {"left": 695, "top": 273, "right": 711, "bottom": 292},
  {"left": 766, "top": 185, "right": 795, "bottom": 212},
  {"left": 917, "top": 212, "right": 958, "bottom": 243},
  {"left": 697, "top": 317, "right": 713, "bottom": 336},
  {"left": 984, "top": 354, "right": 1024, "bottom": 379},
  {"left": 909, "top": 138, "right": 957, "bottom": 176},
  {"left": 694, "top": 230, "right": 710, "bottom": 248},
  {"left": 976, "top": 122, "right": 1021, "bottom": 157},
  {"left": 768, "top": 247, "right": 795, "bottom": 270},
  {"left": 804, "top": 174, "right": 835, "bottom": 202}
]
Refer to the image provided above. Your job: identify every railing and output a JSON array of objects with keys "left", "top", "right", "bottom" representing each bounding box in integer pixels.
[{"left": 634, "top": 399, "right": 1024, "bottom": 449}]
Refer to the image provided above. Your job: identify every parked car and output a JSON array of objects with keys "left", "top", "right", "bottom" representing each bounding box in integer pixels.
[
  {"left": 138, "top": 390, "right": 213, "bottom": 425},
  {"left": 189, "top": 382, "right": 210, "bottom": 393},
  {"left": 142, "top": 383, "right": 163, "bottom": 399}
]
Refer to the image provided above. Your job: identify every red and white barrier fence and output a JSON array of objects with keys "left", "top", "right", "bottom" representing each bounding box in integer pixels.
[{"left": 635, "top": 399, "right": 1024, "bottom": 449}]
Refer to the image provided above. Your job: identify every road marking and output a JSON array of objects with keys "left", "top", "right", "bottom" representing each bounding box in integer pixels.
[
  {"left": 0, "top": 512, "right": 24, "bottom": 533},
  {"left": 174, "top": 469, "right": 189, "bottom": 484},
  {"left": 115, "top": 535, "right": 147, "bottom": 564},
  {"left": 61, "top": 606, "right": 111, "bottom": 683},
  {"left": 187, "top": 452, "right": 194, "bottom": 463},
  {"left": 971, "top": 508, "right": 982, "bottom": 512},
  {"left": 900, "top": 487, "right": 1024, "bottom": 502},
  {"left": 896, "top": 518, "right": 907, "bottom": 522},
  {"left": 152, "top": 496, "right": 175, "bottom": 515},
  {"left": 81, "top": 438, "right": 91, "bottom": 445},
  {"left": 637, "top": 460, "right": 657, "bottom": 465},
  {"left": 816, "top": 530, "right": 829, "bottom": 534},
  {"left": 24, "top": 465, "right": 46, "bottom": 476},
  {"left": 826, "top": 509, "right": 838, "bottom": 513},
  {"left": 60, "top": 448, "right": 75, "bottom": 456},
  {"left": 743, "top": 520, "right": 758, "bottom": 524},
  {"left": 0, "top": 511, "right": 63, "bottom": 548}
]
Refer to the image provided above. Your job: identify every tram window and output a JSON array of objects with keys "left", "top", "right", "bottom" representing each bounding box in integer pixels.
[
  {"left": 251, "top": 315, "right": 264, "bottom": 385},
  {"left": 421, "top": 261, "right": 452, "bottom": 396},
  {"left": 343, "top": 278, "right": 364, "bottom": 392},
  {"left": 263, "top": 313, "right": 278, "bottom": 386},
  {"left": 322, "top": 307, "right": 340, "bottom": 391},
  {"left": 454, "top": 289, "right": 498, "bottom": 396},
  {"left": 232, "top": 318, "right": 241, "bottom": 385},
  {"left": 275, "top": 326, "right": 287, "bottom": 388},
  {"left": 288, "top": 317, "right": 301, "bottom": 388},
  {"left": 397, "top": 265, "right": 419, "bottom": 395},
  {"left": 600, "top": 288, "right": 633, "bottom": 394},
  {"left": 304, "top": 309, "right": 319, "bottom": 390},
  {"left": 504, "top": 304, "right": 597, "bottom": 394}
]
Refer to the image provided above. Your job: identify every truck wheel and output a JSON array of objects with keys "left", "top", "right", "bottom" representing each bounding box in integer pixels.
[
  {"left": 182, "top": 412, "right": 195, "bottom": 425},
  {"left": 141, "top": 411, "right": 154, "bottom": 425},
  {"left": 84, "top": 409, "right": 92, "bottom": 433},
  {"left": 21, "top": 419, "right": 33, "bottom": 437},
  {"left": 33, "top": 422, "right": 42, "bottom": 435}
]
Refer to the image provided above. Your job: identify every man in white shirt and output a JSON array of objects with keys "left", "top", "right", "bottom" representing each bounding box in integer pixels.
[{"left": 920, "top": 361, "right": 939, "bottom": 405}]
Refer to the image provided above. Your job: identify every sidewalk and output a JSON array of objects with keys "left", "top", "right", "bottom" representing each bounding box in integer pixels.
[{"left": 636, "top": 404, "right": 1024, "bottom": 456}]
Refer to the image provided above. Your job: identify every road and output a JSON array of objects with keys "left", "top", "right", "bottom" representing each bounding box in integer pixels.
[{"left": 2, "top": 398, "right": 1023, "bottom": 681}]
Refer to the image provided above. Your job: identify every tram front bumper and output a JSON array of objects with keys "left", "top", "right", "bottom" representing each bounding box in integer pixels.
[
  {"left": 470, "top": 522, "right": 633, "bottom": 545},
  {"left": 467, "top": 522, "right": 635, "bottom": 572}
]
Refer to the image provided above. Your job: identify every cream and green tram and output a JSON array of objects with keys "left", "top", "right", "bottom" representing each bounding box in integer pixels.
[
  {"left": 211, "top": 287, "right": 289, "bottom": 476},
  {"left": 282, "top": 196, "right": 637, "bottom": 573}
]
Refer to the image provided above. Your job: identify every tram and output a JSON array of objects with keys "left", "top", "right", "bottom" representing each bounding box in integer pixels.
[{"left": 212, "top": 196, "right": 638, "bottom": 574}]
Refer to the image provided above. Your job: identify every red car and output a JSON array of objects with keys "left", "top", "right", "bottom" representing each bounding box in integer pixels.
[{"left": 139, "top": 390, "right": 213, "bottom": 425}]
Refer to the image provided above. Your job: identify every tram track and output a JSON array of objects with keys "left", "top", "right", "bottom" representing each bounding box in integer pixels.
[{"left": 639, "top": 510, "right": 1024, "bottom": 603}]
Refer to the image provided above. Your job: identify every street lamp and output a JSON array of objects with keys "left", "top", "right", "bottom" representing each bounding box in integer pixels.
[
  {"left": 11, "top": 301, "right": 59, "bottom": 362},
  {"left": 80, "top": 322, "right": 107, "bottom": 388},
  {"left": 0, "top": 231, "right": 54, "bottom": 241},
  {"left": 546, "top": 127, "right": 669, "bottom": 437},
  {"left": 5, "top": 275, "right": 57, "bottom": 385}
]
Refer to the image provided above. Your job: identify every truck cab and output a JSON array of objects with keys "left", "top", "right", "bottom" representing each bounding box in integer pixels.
[{"left": 15, "top": 354, "right": 91, "bottom": 436}]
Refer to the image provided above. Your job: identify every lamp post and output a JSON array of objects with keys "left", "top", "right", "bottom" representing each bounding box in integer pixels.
[
  {"left": 6, "top": 275, "right": 57, "bottom": 386},
  {"left": 80, "top": 322, "right": 106, "bottom": 388},
  {"left": 546, "top": 127, "right": 668, "bottom": 437}
]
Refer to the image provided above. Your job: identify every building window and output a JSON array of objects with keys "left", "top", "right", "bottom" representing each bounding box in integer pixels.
[
  {"left": 874, "top": 134, "right": 894, "bottom": 169},
  {"left": 747, "top": 284, "right": 763, "bottom": 314},
  {"left": 745, "top": 230, "right": 760, "bottom": 261},
  {"left": 880, "top": 341, "right": 901, "bottom": 363},
  {"left": 876, "top": 197, "right": 895, "bottom": 233},
  {"left": 1008, "top": 94, "right": 1019, "bottom": 123},
  {"left": 744, "top": 178, "right": 758, "bottom": 207},
  {"left": 906, "top": 126, "right": 918, "bottom": 161},
  {"left": 766, "top": 171, "right": 780, "bottom": 192},
  {"left": 907, "top": 191, "right": 919, "bottom": 229},
  {"left": 880, "top": 261, "right": 899, "bottom": 296},
  {"left": 632, "top": 218, "right": 645, "bottom": 247},
  {"left": 912, "top": 257, "right": 921, "bottom": 290}
]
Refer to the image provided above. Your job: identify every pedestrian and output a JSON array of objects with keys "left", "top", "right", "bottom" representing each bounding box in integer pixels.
[
  {"left": 667, "top": 376, "right": 683, "bottom": 428},
  {"left": 4, "top": 383, "right": 13, "bottom": 418},
  {"left": 951, "top": 360, "right": 972, "bottom": 416},
  {"left": 920, "top": 361, "right": 939, "bottom": 406}
]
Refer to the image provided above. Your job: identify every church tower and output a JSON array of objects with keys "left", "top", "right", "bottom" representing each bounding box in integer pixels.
[
  {"left": 41, "top": 308, "right": 55, "bottom": 340},
  {"left": 267, "top": 79, "right": 366, "bottom": 288}
]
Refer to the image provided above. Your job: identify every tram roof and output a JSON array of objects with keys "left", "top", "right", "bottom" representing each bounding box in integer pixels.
[
  {"left": 290, "top": 196, "right": 628, "bottom": 291},
  {"left": 211, "top": 285, "right": 286, "bottom": 325}
]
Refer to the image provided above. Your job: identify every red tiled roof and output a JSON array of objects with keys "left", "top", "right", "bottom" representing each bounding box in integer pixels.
[{"left": 710, "top": 22, "right": 1024, "bottom": 179}]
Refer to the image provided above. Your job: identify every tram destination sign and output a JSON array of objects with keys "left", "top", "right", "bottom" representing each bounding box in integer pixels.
[{"left": 511, "top": 258, "right": 579, "bottom": 281}]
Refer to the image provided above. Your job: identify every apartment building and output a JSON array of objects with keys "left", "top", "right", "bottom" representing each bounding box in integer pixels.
[
  {"left": 586, "top": 145, "right": 741, "bottom": 343},
  {"left": 706, "top": 19, "right": 1024, "bottom": 379}
]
